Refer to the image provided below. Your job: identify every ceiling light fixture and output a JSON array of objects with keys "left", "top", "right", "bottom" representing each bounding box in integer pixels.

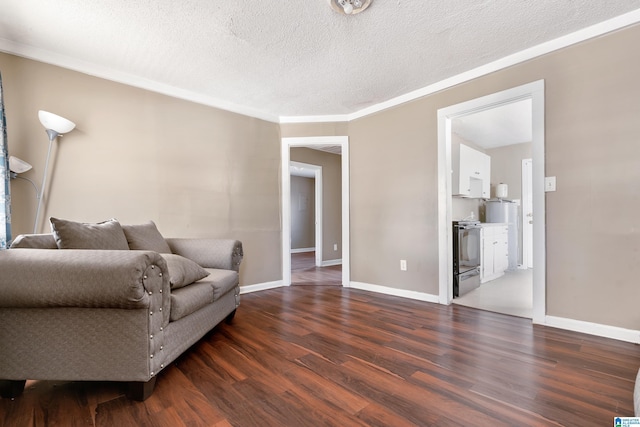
[{"left": 329, "top": 0, "right": 372, "bottom": 15}]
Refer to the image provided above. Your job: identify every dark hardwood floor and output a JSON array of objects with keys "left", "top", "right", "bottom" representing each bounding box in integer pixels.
[
  {"left": 1, "top": 284, "right": 639, "bottom": 426},
  {"left": 291, "top": 251, "right": 341, "bottom": 286}
]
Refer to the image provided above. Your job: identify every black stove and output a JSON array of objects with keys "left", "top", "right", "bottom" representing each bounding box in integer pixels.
[{"left": 452, "top": 220, "right": 481, "bottom": 297}]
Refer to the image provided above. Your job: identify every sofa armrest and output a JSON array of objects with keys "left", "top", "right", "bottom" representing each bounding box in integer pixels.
[
  {"left": 0, "top": 249, "right": 170, "bottom": 316},
  {"left": 165, "top": 238, "right": 243, "bottom": 272}
]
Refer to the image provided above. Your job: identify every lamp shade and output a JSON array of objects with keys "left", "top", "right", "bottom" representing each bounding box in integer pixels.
[
  {"left": 38, "top": 110, "right": 76, "bottom": 134},
  {"left": 8, "top": 156, "right": 32, "bottom": 174}
]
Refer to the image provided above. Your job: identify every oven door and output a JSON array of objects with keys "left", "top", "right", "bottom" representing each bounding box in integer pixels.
[
  {"left": 457, "top": 225, "right": 481, "bottom": 270},
  {"left": 455, "top": 267, "right": 480, "bottom": 297}
]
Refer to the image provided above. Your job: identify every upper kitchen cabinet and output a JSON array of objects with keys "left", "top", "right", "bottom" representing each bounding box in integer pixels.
[{"left": 452, "top": 143, "right": 490, "bottom": 198}]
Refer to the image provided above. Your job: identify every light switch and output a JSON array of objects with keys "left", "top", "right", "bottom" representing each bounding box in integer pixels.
[{"left": 545, "top": 176, "right": 556, "bottom": 192}]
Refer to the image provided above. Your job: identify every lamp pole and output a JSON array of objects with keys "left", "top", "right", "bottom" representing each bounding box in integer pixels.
[{"left": 33, "top": 130, "right": 58, "bottom": 234}]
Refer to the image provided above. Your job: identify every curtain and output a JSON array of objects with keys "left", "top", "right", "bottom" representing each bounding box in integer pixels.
[{"left": 0, "top": 71, "right": 11, "bottom": 249}]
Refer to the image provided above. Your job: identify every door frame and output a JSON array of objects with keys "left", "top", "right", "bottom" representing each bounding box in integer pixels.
[
  {"left": 437, "top": 80, "right": 546, "bottom": 324},
  {"left": 289, "top": 161, "right": 323, "bottom": 267},
  {"left": 521, "top": 158, "right": 533, "bottom": 269},
  {"left": 281, "top": 136, "right": 350, "bottom": 287}
]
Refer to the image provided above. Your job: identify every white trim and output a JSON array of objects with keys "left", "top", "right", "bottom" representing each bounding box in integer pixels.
[
  {"left": 521, "top": 159, "right": 534, "bottom": 269},
  {"left": 437, "top": 80, "right": 546, "bottom": 324},
  {"left": 350, "top": 282, "right": 440, "bottom": 304},
  {"left": 291, "top": 247, "right": 315, "bottom": 254},
  {"left": 281, "top": 136, "right": 350, "bottom": 287},
  {"left": 240, "top": 281, "right": 284, "bottom": 294},
  {"left": 545, "top": 316, "right": 640, "bottom": 344},
  {"left": 0, "top": 38, "right": 280, "bottom": 124},
  {"left": 280, "top": 9, "right": 640, "bottom": 123},
  {"left": 321, "top": 259, "right": 342, "bottom": 267},
  {"left": 3, "top": 11, "right": 638, "bottom": 124}
]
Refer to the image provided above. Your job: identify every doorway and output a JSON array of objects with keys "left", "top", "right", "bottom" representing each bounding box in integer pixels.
[
  {"left": 289, "top": 161, "right": 342, "bottom": 285},
  {"left": 449, "top": 101, "right": 533, "bottom": 318},
  {"left": 281, "top": 136, "right": 350, "bottom": 287},
  {"left": 437, "top": 80, "right": 546, "bottom": 324},
  {"left": 290, "top": 161, "right": 323, "bottom": 268}
]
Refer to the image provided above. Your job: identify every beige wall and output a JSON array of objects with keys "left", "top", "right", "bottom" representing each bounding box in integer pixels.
[
  {"left": 0, "top": 52, "right": 282, "bottom": 286},
  {"left": 348, "top": 23, "right": 640, "bottom": 329},
  {"left": 3, "top": 21, "right": 640, "bottom": 331},
  {"left": 280, "top": 122, "right": 348, "bottom": 138},
  {"left": 290, "top": 175, "right": 315, "bottom": 250},
  {"left": 290, "top": 147, "right": 342, "bottom": 261},
  {"left": 487, "top": 142, "right": 532, "bottom": 201}
]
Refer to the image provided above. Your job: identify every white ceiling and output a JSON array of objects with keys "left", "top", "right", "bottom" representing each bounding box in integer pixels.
[
  {"left": 1, "top": 1, "right": 639, "bottom": 121},
  {"left": 453, "top": 99, "right": 532, "bottom": 149}
]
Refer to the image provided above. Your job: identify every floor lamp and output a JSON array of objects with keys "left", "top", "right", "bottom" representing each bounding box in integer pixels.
[
  {"left": 9, "top": 156, "right": 39, "bottom": 229},
  {"left": 33, "top": 110, "right": 76, "bottom": 234}
]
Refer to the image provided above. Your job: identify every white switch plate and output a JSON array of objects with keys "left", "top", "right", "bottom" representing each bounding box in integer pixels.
[
  {"left": 545, "top": 176, "right": 557, "bottom": 192},
  {"left": 400, "top": 260, "right": 407, "bottom": 271}
]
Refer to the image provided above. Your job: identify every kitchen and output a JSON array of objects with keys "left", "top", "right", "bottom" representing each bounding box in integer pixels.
[{"left": 450, "top": 100, "right": 533, "bottom": 318}]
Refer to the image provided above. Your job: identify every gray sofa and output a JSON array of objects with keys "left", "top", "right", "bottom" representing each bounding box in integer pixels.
[{"left": 0, "top": 219, "right": 242, "bottom": 400}]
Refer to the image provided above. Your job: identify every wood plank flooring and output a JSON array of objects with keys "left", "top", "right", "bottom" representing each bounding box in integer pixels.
[
  {"left": 291, "top": 251, "right": 341, "bottom": 286},
  {"left": 1, "top": 285, "right": 639, "bottom": 426}
]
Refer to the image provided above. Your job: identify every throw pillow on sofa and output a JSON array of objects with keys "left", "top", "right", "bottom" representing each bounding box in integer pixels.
[
  {"left": 50, "top": 217, "right": 130, "bottom": 250},
  {"left": 160, "top": 254, "right": 210, "bottom": 289},
  {"left": 122, "top": 221, "right": 172, "bottom": 253}
]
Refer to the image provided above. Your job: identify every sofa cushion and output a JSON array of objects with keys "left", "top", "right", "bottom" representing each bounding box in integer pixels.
[
  {"left": 10, "top": 234, "right": 58, "bottom": 249},
  {"left": 202, "top": 268, "right": 239, "bottom": 301},
  {"left": 50, "top": 217, "right": 130, "bottom": 250},
  {"left": 122, "top": 221, "right": 172, "bottom": 253},
  {"left": 170, "top": 282, "right": 213, "bottom": 321},
  {"left": 161, "top": 254, "right": 210, "bottom": 289}
]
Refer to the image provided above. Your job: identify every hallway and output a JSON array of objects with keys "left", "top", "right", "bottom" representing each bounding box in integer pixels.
[{"left": 291, "top": 252, "right": 342, "bottom": 286}]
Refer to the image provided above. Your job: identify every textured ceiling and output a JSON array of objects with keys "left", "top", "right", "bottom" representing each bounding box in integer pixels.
[{"left": 1, "top": 1, "right": 640, "bottom": 120}]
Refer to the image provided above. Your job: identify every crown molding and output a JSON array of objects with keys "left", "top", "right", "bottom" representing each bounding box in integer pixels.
[
  {"left": 282, "top": 8, "right": 640, "bottom": 123},
  {"left": 2, "top": 7, "right": 639, "bottom": 125},
  {"left": 0, "top": 38, "right": 280, "bottom": 123}
]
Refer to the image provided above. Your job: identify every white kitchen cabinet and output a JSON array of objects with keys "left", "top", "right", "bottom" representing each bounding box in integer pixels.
[
  {"left": 453, "top": 144, "right": 491, "bottom": 198},
  {"left": 480, "top": 224, "right": 509, "bottom": 283}
]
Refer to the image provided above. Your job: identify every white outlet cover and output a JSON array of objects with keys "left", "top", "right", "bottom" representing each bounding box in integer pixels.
[{"left": 545, "top": 176, "right": 556, "bottom": 192}]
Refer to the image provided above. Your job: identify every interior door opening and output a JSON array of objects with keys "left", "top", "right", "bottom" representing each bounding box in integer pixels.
[
  {"left": 437, "top": 80, "right": 546, "bottom": 324},
  {"left": 448, "top": 101, "right": 533, "bottom": 318},
  {"left": 281, "top": 136, "right": 350, "bottom": 288}
]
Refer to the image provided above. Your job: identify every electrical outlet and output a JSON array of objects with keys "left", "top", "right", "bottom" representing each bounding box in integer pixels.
[
  {"left": 400, "top": 260, "right": 407, "bottom": 271},
  {"left": 333, "top": 243, "right": 338, "bottom": 251}
]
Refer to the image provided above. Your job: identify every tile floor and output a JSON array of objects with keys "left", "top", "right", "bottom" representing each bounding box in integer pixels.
[{"left": 453, "top": 268, "right": 533, "bottom": 318}]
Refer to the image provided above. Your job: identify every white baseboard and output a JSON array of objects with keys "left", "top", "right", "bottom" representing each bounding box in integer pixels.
[
  {"left": 291, "top": 247, "right": 314, "bottom": 254},
  {"left": 348, "top": 281, "right": 440, "bottom": 303},
  {"left": 544, "top": 316, "right": 640, "bottom": 344},
  {"left": 240, "top": 281, "right": 284, "bottom": 294},
  {"left": 321, "top": 259, "right": 342, "bottom": 267}
]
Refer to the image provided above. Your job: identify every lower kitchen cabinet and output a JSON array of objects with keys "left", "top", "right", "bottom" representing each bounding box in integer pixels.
[{"left": 480, "top": 224, "right": 509, "bottom": 283}]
